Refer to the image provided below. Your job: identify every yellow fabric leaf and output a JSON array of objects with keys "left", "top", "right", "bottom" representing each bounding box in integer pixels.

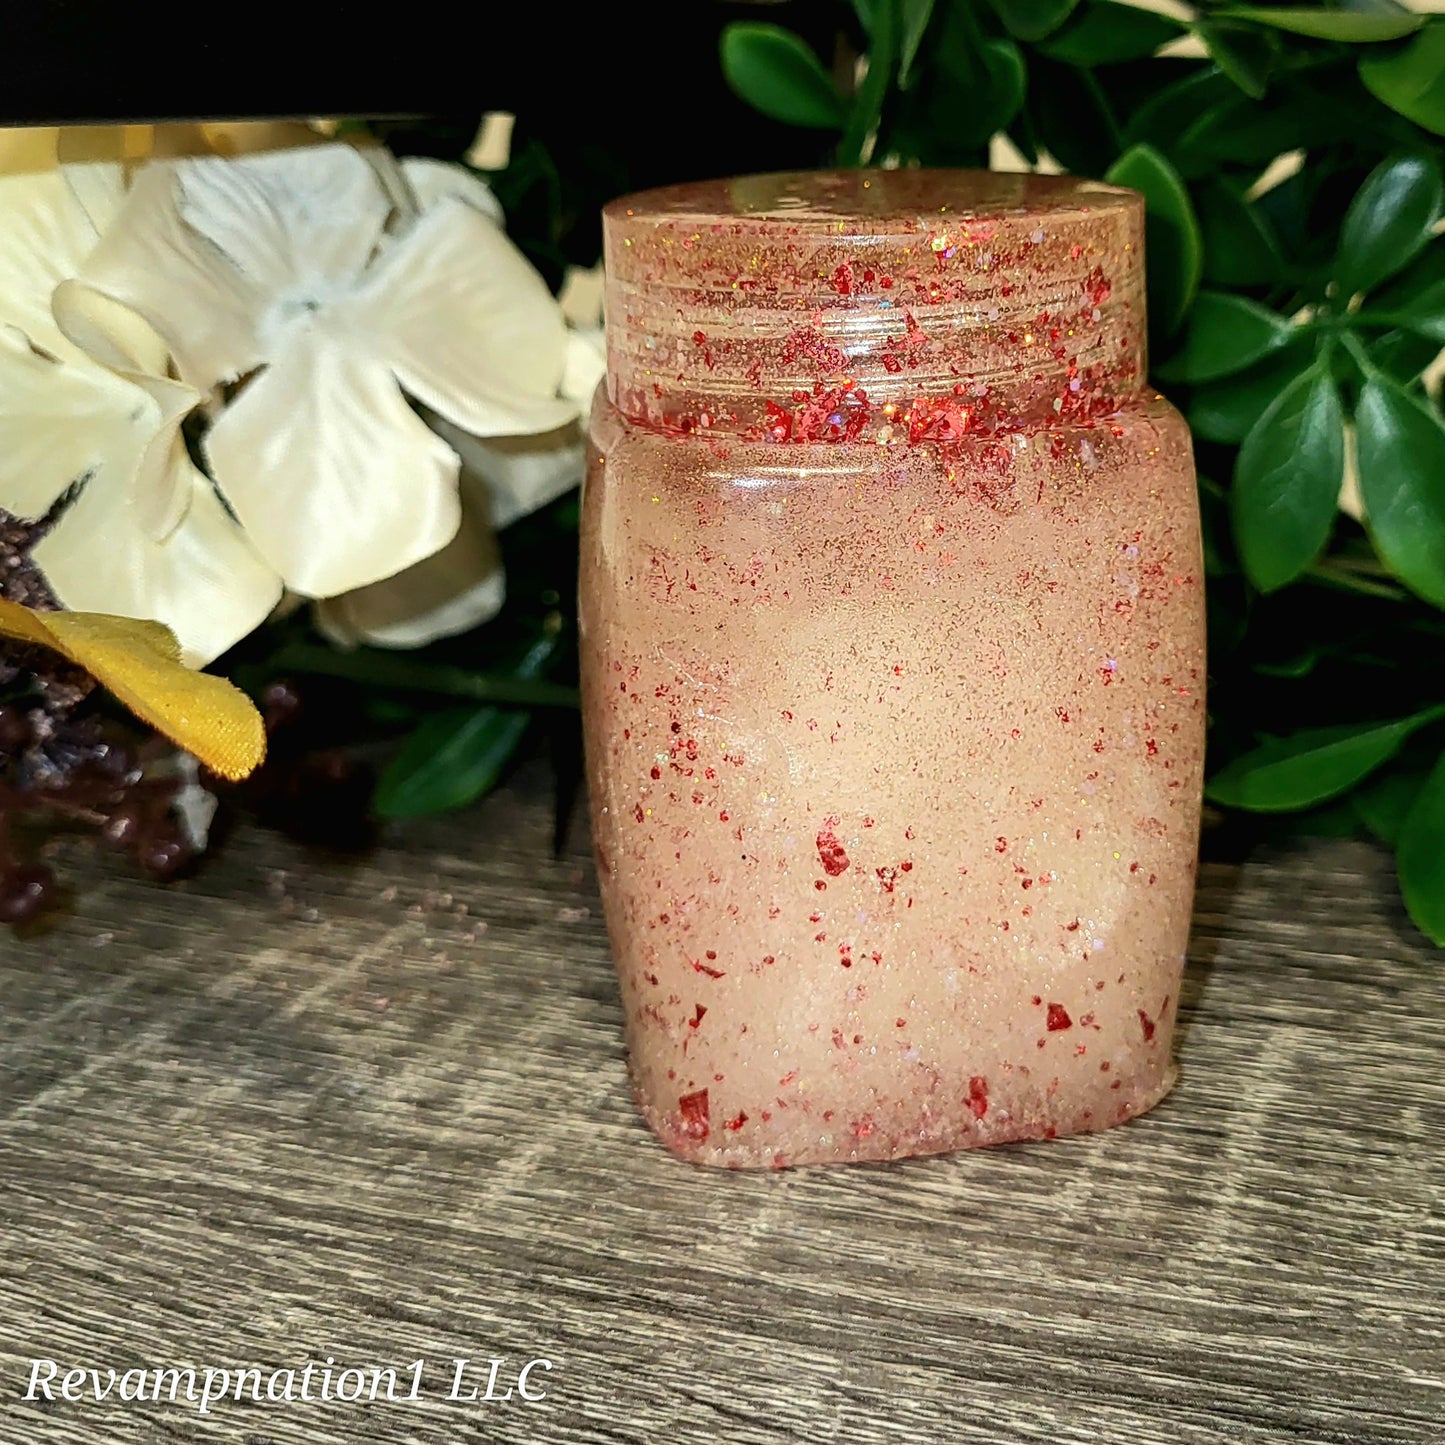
[{"left": 0, "top": 599, "right": 265, "bottom": 781}]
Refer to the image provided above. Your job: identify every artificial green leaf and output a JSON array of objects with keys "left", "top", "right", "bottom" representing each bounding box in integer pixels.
[
  {"left": 1157, "top": 291, "right": 1293, "bottom": 383},
  {"left": 1028, "top": 57, "right": 1120, "bottom": 176},
  {"left": 841, "top": 0, "right": 899, "bottom": 162},
  {"left": 1035, "top": 0, "right": 1183, "bottom": 64},
  {"left": 1177, "top": 89, "right": 1347, "bottom": 171},
  {"left": 1353, "top": 759, "right": 1434, "bottom": 844},
  {"left": 934, "top": 35, "right": 1027, "bottom": 151},
  {"left": 1336, "top": 154, "right": 1443, "bottom": 300},
  {"left": 720, "top": 23, "right": 847, "bottom": 130},
  {"left": 368, "top": 596, "right": 568, "bottom": 821},
  {"left": 1124, "top": 68, "right": 1238, "bottom": 155},
  {"left": 1386, "top": 282, "right": 1445, "bottom": 341},
  {"left": 1188, "top": 337, "right": 1316, "bottom": 443},
  {"left": 982, "top": 38, "right": 1029, "bottom": 135},
  {"left": 1196, "top": 178, "right": 1285, "bottom": 287},
  {"left": 1213, "top": 7, "right": 1421, "bottom": 42},
  {"left": 1397, "top": 749, "right": 1445, "bottom": 944},
  {"left": 1250, "top": 157, "right": 1320, "bottom": 260},
  {"left": 1304, "top": 552, "right": 1411, "bottom": 600},
  {"left": 374, "top": 705, "right": 531, "bottom": 819},
  {"left": 852, "top": 0, "right": 879, "bottom": 37},
  {"left": 260, "top": 641, "right": 580, "bottom": 708},
  {"left": 1206, "top": 706, "right": 1445, "bottom": 811},
  {"left": 1367, "top": 326, "right": 1442, "bottom": 384},
  {"left": 1251, "top": 644, "right": 1323, "bottom": 679},
  {"left": 900, "top": 0, "right": 937, "bottom": 84},
  {"left": 1208, "top": 578, "right": 1252, "bottom": 656},
  {"left": 1366, "top": 241, "right": 1445, "bottom": 345},
  {"left": 1297, "top": 799, "right": 1368, "bottom": 839},
  {"left": 1232, "top": 363, "right": 1345, "bottom": 592},
  {"left": 986, "top": 0, "right": 1078, "bottom": 44},
  {"left": 1354, "top": 372, "right": 1445, "bottom": 608},
  {"left": 1198, "top": 475, "right": 1236, "bottom": 578},
  {"left": 1106, "top": 143, "right": 1202, "bottom": 334},
  {"left": 364, "top": 696, "right": 420, "bottom": 725},
  {"left": 1360, "top": 22, "right": 1445, "bottom": 136},
  {"left": 1196, "top": 21, "right": 1275, "bottom": 98},
  {"left": 1369, "top": 236, "right": 1445, "bottom": 314}
]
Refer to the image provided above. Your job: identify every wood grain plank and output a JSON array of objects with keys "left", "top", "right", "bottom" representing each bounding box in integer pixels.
[{"left": 0, "top": 758, "right": 1438, "bottom": 1444}]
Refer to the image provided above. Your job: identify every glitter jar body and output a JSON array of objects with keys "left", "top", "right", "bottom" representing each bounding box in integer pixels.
[{"left": 580, "top": 173, "right": 1206, "bottom": 1168}]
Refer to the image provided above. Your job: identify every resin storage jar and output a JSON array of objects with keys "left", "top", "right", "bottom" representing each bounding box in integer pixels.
[{"left": 579, "top": 171, "right": 1205, "bottom": 1168}]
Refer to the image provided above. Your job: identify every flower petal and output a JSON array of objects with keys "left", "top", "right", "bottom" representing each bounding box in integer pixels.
[
  {"left": 351, "top": 197, "right": 576, "bottom": 438},
  {"left": 75, "top": 163, "right": 267, "bottom": 389},
  {"left": 78, "top": 146, "right": 392, "bottom": 390},
  {"left": 558, "top": 262, "right": 605, "bottom": 328},
  {"left": 52, "top": 276, "right": 173, "bottom": 378},
  {"left": 51, "top": 281, "right": 207, "bottom": 541},
  {"left": 562, "top": 324, "right": 607, "bottom": 405},
  {"left": 175, "top": 144, "right": 393, "bottom": 309},
  {"left": 401, "top": 156, "right": 503, "bottom": 223},
  {"left": 0, "top": 168, "right": 111, "bottom": 355},
  {"left": 202, "top": 329, "right": 462, "bottom": 598},
  {"left": 0, "top": 125, "right": 126, "bottom": 229},
  {"left": 0, "top": 323, "right": 147, "bottom": 521},
  {"left": 314, "top": 505, "right": 504, "bottom": 648},
  {"left": 32, "top": 454, "right": 283, "bottom": 668},
  {"left": 65, "top": 160, "right": 127, "bottom": 239},
  {"left": 429, "top": 412, "right": 585, "bottom": 532}
]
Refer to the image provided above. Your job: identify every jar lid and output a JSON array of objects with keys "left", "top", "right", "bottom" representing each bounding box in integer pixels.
[{"left": 602, "top": 170, "right": 1146, "bottom": 443}]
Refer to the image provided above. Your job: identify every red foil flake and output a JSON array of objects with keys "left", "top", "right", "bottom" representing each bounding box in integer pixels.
[
  {"left": 689, "top": 1004, "right": 707, "bottom": 1030},
  {"left": 816, "top": 822, "right": 851, "bottom": 876},
  {"left": 967, "top": 1076, "right": 989, "bottom": 1119},
  {"left": 1046, "top": 1003, "right": 1073, "bottom": 1031},
  {"left": 678, "top": 1089, "right": 710, "bottom": 1140},
  {"left": 1139, "top": 1009, "right": 1157, "bottom": 1041},
  {"left": 692, "top": 959, "right": 726, "bottom": 978},
  {"left": 725, "top": 1111, "right": 749, "bottom": 1132}
]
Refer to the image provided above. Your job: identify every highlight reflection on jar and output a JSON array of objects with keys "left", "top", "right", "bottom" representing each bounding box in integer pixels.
[{"left": 580, "top": 171, "right": 1205, "bottom": 1168}]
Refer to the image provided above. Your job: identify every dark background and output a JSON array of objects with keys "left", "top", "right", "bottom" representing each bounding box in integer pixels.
[
  {"left": 2, "top": 0, "right": 850, "bottom": 283},
  {"left": 0, "top": 1, "right": 835, "bottom": 177}
]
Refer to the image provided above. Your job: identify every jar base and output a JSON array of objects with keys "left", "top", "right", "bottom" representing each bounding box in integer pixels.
[{"left": 629, "top": 1060, "right": 1180, "bottom": 1170}]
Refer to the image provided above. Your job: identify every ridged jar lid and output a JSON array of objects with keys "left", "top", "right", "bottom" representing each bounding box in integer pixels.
[{"left": 602, "top": 169, "right": 1147, "bottom": 443}]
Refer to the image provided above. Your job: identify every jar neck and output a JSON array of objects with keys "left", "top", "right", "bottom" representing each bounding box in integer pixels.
[{"left": 603, "top": 171, "right": 1147, "bottom": 443}]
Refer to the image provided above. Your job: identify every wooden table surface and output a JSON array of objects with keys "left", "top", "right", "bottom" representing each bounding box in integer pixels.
[{"left": 0, "top": 755, "right": 1440, "bottom": 1445}]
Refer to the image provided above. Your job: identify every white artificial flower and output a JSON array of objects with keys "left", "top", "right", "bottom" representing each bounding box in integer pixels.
[
  {"left": 312, "top": 189, "right": 606, "bottom": 651},
  {"left": 68, "top": 143, "right": 578, "bottom": 604},
  {"left": 0, "top": 129, "right": 281, "bottom": 666}
]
